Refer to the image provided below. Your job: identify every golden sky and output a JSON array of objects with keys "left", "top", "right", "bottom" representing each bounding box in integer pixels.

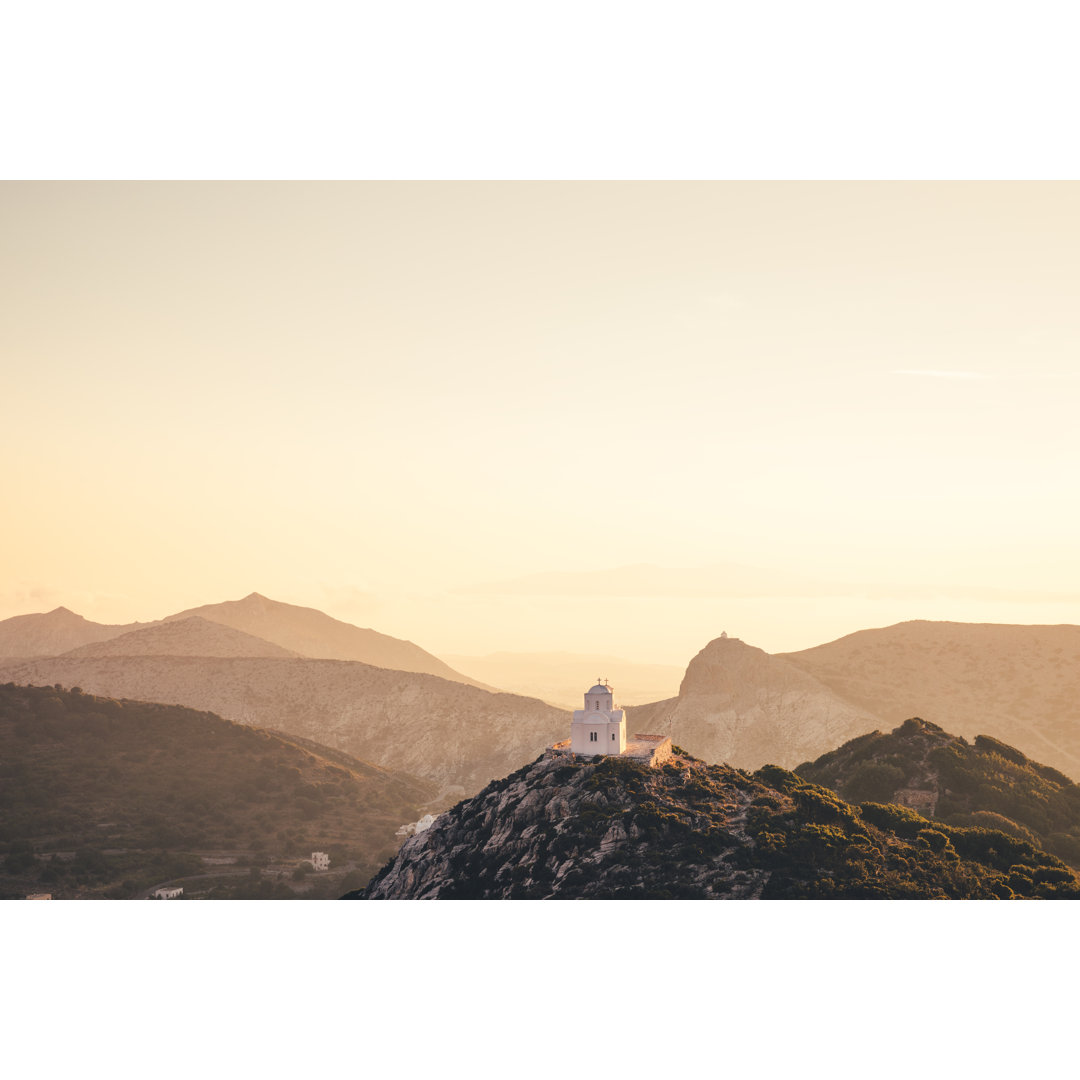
[{"left": 4, "top": 182, "right": 1080, "bottom": 663}]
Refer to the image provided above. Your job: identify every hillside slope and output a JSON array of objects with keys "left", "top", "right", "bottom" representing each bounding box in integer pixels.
[
  {"left": 0, "top": 607, "right": 140, "bottom": 658},
  {"left": 164, "top": 593, "right": 489, "bottom": 687},
  {"left": 0, "top": 683, "right": 436, "bottom": 900},
  {"left": 356, "top": 749, "right": 1080, "bottom": 899},
  {"left": 0, "top": 656, "right": 567, "bottom": 799},
  {"left": 796, "top": 717, "right": 1080, "bottom": 866},
  {"left": 59, "top": 616, "right": 301, "bottom": 659},
  {"left": 625, "top": 635, "right": 879, "bottom": 771},
  {"left": 780, "top": 621, "right": 1080, "bottom": 777}
]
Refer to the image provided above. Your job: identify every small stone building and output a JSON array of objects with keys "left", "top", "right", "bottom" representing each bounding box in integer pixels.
[
  {"left": 556, "top": 680, "right": 673, "bottom": 767},
  {"left": 310, "top": 852, "right": 330, "bottom": 872},
  {"left": 571, "top": 680, "right": 626, "bottom": 754}
]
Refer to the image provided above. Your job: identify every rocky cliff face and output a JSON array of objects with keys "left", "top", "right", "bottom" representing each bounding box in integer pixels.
[
  {"left": 355, "top": 747, "right": 1080, "bottom": 900},
  {"left": 361, "top": 751, "right": 774, "bottom": 899},
  {"left": 0, "top": 655, "right": 565, "bottom": 800},
  {"left": 626, "top": 636, "right": 879, "bottom": 771}
]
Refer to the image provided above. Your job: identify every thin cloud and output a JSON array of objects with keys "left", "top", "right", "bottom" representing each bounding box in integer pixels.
[{"left": 891, "top": 369, "right": 995, "bottom": 380}]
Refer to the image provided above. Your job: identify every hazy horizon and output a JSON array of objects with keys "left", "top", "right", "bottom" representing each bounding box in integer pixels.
[{"left": 5, "top": 182, "right": 1080, "bottom": 662}]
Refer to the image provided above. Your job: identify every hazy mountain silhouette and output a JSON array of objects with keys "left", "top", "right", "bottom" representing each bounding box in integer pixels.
[
  {"left": 780, "top": 621, "right": 1080, "bottom": 777},
  {"left": 163, "top": 593, "right": 488, "bottom": 687},
  {"left": 0, "top": 607, "right": 144, "bottom": 658},
  {"left": 627, "top": 635, "right": 878, "bottom": 771},
  {"left": 59, "top": 616, "right": 301, "bottom": 659}
]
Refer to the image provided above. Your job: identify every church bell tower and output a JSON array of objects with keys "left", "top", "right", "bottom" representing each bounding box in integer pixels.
[{"left": 570, "top": 679, "right": 626, "bottom": 755}]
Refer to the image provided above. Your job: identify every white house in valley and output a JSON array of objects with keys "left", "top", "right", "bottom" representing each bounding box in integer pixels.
[{"left": 571, "top": 680, "right": 626, "bottom": 754}]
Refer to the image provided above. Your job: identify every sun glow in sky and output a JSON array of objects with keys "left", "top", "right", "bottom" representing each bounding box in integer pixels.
[{"left": 4, "top": 181, "right": 1080, "bottom": 663}]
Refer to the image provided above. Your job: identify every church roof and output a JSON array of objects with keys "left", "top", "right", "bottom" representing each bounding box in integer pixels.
[{"left": 587, "top": 683, "right": 612, "bottom": 695}]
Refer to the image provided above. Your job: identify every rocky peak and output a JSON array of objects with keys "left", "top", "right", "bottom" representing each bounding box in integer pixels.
[{"left": 351, "top": 743, "right": 1080, "bottom": 899}]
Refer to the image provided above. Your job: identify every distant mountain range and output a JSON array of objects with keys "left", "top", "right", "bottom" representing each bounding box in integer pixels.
[
  {"left": 0, "top": 654, "right": 566, "bottom": 800},
  {"left": 0, "top": 593, "right": 487, "bottom": 687},
  {"left": 8, "top": 595, "right": 1080, "bottom": 793},
  {"left": 161, "top": 593, "right": 491, "bottom": 686},
  {"left": 627, "top": 635, "right": 875, "bottom": 771},
  {"left": 0, "top": 593, "right": 566, "bottom": 799},
  {"left": 0, "top": 606, "right": 149, "bottom": 657},
  {"left": 60, "top": 616, "right": 302, "bottom": 659},
  {"left": 622, "top": 622, "right": 1080, "bottom": 781},
  {"left": 780, "top": 621, "right": 1080, "bottom": 778}
]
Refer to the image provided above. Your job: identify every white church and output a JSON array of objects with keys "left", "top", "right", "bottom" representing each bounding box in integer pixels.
[
  {"left": 552, "top": 679, "right": 673, "bottom": 767},
  {"left": 571, "top": 679, "right": 626, "bottom": 754}
]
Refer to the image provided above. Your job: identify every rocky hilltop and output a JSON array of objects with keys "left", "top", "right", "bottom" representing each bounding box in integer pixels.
[
  {"left": 796, "top": 717, "right": 1080, "bottom": 866},
  {"left": 0, "top": 655, "right": 565, "bottom": 799},
  {"left": 355, "top": 748, "right": 1080, "bottom": 899},
  {"left": 0, "top": 593, "right": 487, "bottom": 689},
  {"left": 627, "top": 635, "right": 878, "bottom": 771},
  {"left": 780, "top": 621, "right": 1080, "bottom": 777}
]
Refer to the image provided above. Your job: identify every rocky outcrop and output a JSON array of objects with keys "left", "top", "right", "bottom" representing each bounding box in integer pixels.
[
  {"left": 361, "top": 751, "right": 772, "bottom": 899},
  {"left": 355, "top": 746, "right": 1080, "bottom": 900},
  {"left": 626, "top": 635, "right": 879, "bottom": 771}
]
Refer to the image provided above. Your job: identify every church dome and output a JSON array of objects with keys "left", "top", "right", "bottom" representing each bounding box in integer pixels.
[{"left": 587, "top": 683, "right": 612, "bottom": 695}]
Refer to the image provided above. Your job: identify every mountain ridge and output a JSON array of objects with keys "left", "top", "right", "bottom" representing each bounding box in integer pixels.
[
  {"left": 0, "top": 654, "right": 566, "bottom": 799},
  {"left": 161, "top": 593, "right": 490, "bottom": 688},
  {"left": 0, "top": 607, "right": 147, "bottom": 658},
  {"left": 779, "top": 620, "right": 1080, "bottom": 776},
  {"left": 58, "top": 616, "right": 302, "bottom": 659},
  {"left": 795, "top": 716, "right": 1080, "bottom": 865},
  {"left": 625, "top": 634, "right": 879, "bottom": 770}
]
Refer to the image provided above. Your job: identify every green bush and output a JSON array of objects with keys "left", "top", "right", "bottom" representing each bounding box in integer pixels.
[{"left": 842, "top": 762, "right": 906, "bottom": 804}]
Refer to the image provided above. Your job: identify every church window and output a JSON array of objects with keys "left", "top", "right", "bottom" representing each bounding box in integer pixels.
[
  {"left": 589, "top": 731, "right": 598, "bottom": 742},
  {"left": 611, "top": 732, "right": 616, "bottom": 740},
  {"left": 594, "top": 701, "right": 599, "bottom": 710}
]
